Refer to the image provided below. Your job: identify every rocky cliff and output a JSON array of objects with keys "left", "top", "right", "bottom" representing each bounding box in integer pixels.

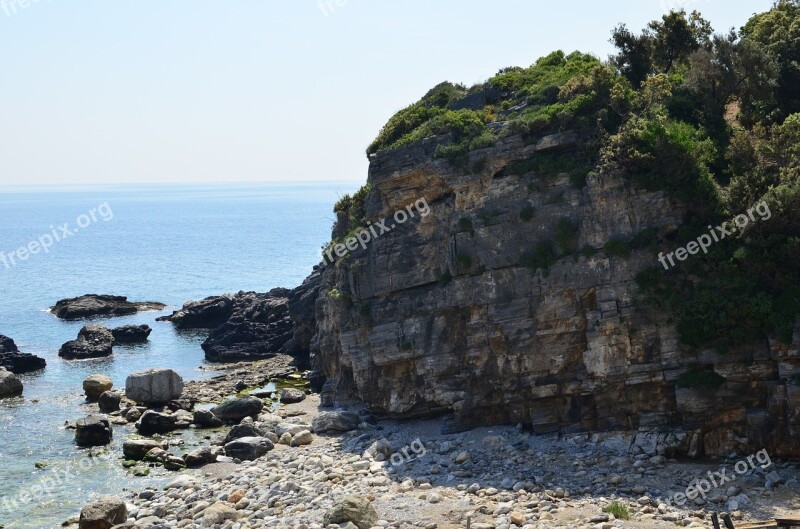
[{"left": 296, "top": 129, "right": 800, "bottom": 459}]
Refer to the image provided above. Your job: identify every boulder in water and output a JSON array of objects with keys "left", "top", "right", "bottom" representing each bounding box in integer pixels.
[
  {"left": 59, "top": 325, "right": 114, "bottom": 360},
  {"left": 75, "top": 415, "right": 112, "bottom": 447},
  {"left": 51, "top": 294, "right": 165, "bottom": 320},
  {"left": 125, "top": 368, "right": 183, "bottom": 404},
  {"left": 0, "top": 367, "right": 23, "bottom": 398},
  {"left": 111, "top": 324, "right": 152, "bottom": 344},
  {"left": 83, "top": 374, "right": 113, "bottom": 401}
]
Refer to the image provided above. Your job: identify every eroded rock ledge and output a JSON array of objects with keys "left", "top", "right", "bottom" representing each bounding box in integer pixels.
[{"left": 51, "top": 294, "right": 165, "bottom": 320}]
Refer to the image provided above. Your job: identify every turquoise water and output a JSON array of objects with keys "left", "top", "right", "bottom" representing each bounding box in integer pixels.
[{"left": 0, "top": 182, "right": 354, "bottom": 528}]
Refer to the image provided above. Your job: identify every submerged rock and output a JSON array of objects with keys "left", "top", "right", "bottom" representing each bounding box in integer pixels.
[
  {"left": 59, "top": 325, "right": 114, "bottom": 360},
  {"left": 75, "top": 415, "right": 112, "bottom": 447},
  {"left": 125, "top": 368, "right": 183, "bottom": 404},
  {"left": 111, "top": 324, "right": 152, "bottom": 344},
  {"left": 0, "top": 335, "right": 46, "bottom": 374},
  {"left": 0, "top": 367, "right": 23, "bottom": 398}
]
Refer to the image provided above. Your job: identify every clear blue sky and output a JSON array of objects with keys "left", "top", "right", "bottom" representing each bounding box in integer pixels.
[{"left": 0, "top": 0, "right": 773, "bottom": 186}]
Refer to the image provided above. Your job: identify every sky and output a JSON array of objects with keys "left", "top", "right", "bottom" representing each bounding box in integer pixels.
[{"left": 0, "top": 0, "right": 774, "bottom": 187}]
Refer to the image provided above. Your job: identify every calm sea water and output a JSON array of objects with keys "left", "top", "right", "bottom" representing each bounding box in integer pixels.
[{"left": 0, "top": 182, "right": 355, "bottom": 528}]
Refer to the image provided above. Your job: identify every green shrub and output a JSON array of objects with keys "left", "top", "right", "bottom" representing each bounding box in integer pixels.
[
  {"left": 555, "top": 218, "right": 579, "bottom": 253},
  {"left": 438, "top": 269, "right": 453, "bottom": 287},
  {"left": 457, "top": 253, "right": 473, "bottom": 269},
  {"left": 458, "top": 217, "right": 474, "bottom": 232},
  {"left": 521, "top": 240, "right": 558, "bottom": 276},
  {"left": 677, "top": 370, "right": 726, "bottom": 389},
  {"left": 603, "top": 501, "right": 630, "bottom": 520},
  {"left": 520, "top": 205, "right": 535, "bottom": 222},
  {"left": 605, "top": 238, "right": 632, "bottom": 258}
]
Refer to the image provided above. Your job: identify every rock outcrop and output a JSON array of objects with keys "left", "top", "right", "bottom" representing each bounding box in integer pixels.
[
  {"left": 159, "top": 286, "right": 322, "bottom": 363},
  {"left": 299, "top": 130, "right": 800, "bottom": 458},
  {"left": 78, "top": 496, "right": 127, "bottom": 529},
  {"left": 156, "top": 295, "right": 234, "bottom": 328},
  {"left": 0, "top": 335, "right": 46, "bottom": 374},
  {"left": 51, "top": 294, "right": 165, "bottom": 320},
  {"left": 59, "top": 324, "right": 114, "bottom": 360}
]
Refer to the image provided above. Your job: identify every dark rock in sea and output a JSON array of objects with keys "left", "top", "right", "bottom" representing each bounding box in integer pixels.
[
  {"left": 111, "top": 324, "right": 152, "bottom": 344},
  {"left": 59, "top": 324, "right": 114, "bottom": 360},
  {"left": 98, "top": 390, "right": 122, "bottom": 413},
  {"left": 211, "top": 396, "right": 263, "bottom": 423},
  {"left": 193, "top": 409, "right": 223, "bottom": 428},
  {"left": 0, "top": 335, "right": 46, "bottom": 374},
  {"left": 0, "top": 367, "right": 23, "bottom": 398},
  {"left": 75, "top": 415, "right": 113, "bottom": 447},
  {"left": 200, "top": 290, "right": 294, "bottom": 362},
  {"left": 135, "top": 410, "right": 192, "bottom": 435},
  {"left": 224, "top": 436, "right": 273, "bottom": 461},
  {"left": 51, "top": 294, "right": 165, "bottom": 320},
  {"left": 156, "top": 295, "right": 234, "bottom": 329}
]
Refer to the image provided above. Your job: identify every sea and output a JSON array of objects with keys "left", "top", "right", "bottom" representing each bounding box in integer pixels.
[{"left": 0, "top": 182, "right": 358, "bottom": 529}]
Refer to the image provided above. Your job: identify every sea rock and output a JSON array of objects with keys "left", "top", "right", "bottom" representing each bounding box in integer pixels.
[
  {"left": 156, "top": 294, "right": 234, "bottom": 329},
  {"left": 51, "top": 294, "right": 165, "bottom": 320},
  {"left": 193, "top": 409, "right": 223, "bottom": 428},
  {"left": 125, "top": 368, "right": 183, "bottom": 404},
  {"left": 75, "top": 415, "right": 113, "bottom": 447},
  {"left": 0, "top": 335, "right": 46, "bottom": 374},
  {"left": 211, "top": 396, "right": 263, "bottom": 423},
  {"left": 122, "top": 439, "right": 162, "bottom": 460},
  {"left": 323, "top": 495, "right": 378, "bottom": 529},
  {"left": 83, "top": 375, "right": 113, "bottom": 401},
  {"left": 98, "top": 390, "right": 122, "bottom": 412},
  {"left": 0, "top": 367, "right": 23, "bottom": 398},
  {"left": 59, "top": 325, "right": 114, "bottom": 360},
  {"left": 110, "top": 324, "right": 152, "bottom": 344},
  {"left": 78, "top": 496, "right": 127, "bottom": 529},
  {"left": 312, "top": 410, "right": 361, "bottom": 433},
  {"left": 201, "top": 290, "right": 295, "bottom": 362},
  {"left": 224, "top": 436, "right": 274, "bottom": 461},
  {"left": 279, "top": 387, "right": 306, "bottom": 403},
  {"left": 136, "top": 410, "right": 190, "bottom": 435}
]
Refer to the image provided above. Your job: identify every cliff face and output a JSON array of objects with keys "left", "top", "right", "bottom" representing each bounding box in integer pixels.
[{"left": 302, "top": 130, "right": 800, "bottom": 459}]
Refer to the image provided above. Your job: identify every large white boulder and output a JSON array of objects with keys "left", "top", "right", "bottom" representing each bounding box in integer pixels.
[{"left": 125, "top": 368, "right": 183, "bottom": 404}]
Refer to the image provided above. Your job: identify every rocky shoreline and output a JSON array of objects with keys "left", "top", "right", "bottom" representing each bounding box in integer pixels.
[{"left": 66, "top": 363, "right": 800, "bottom": 529}]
